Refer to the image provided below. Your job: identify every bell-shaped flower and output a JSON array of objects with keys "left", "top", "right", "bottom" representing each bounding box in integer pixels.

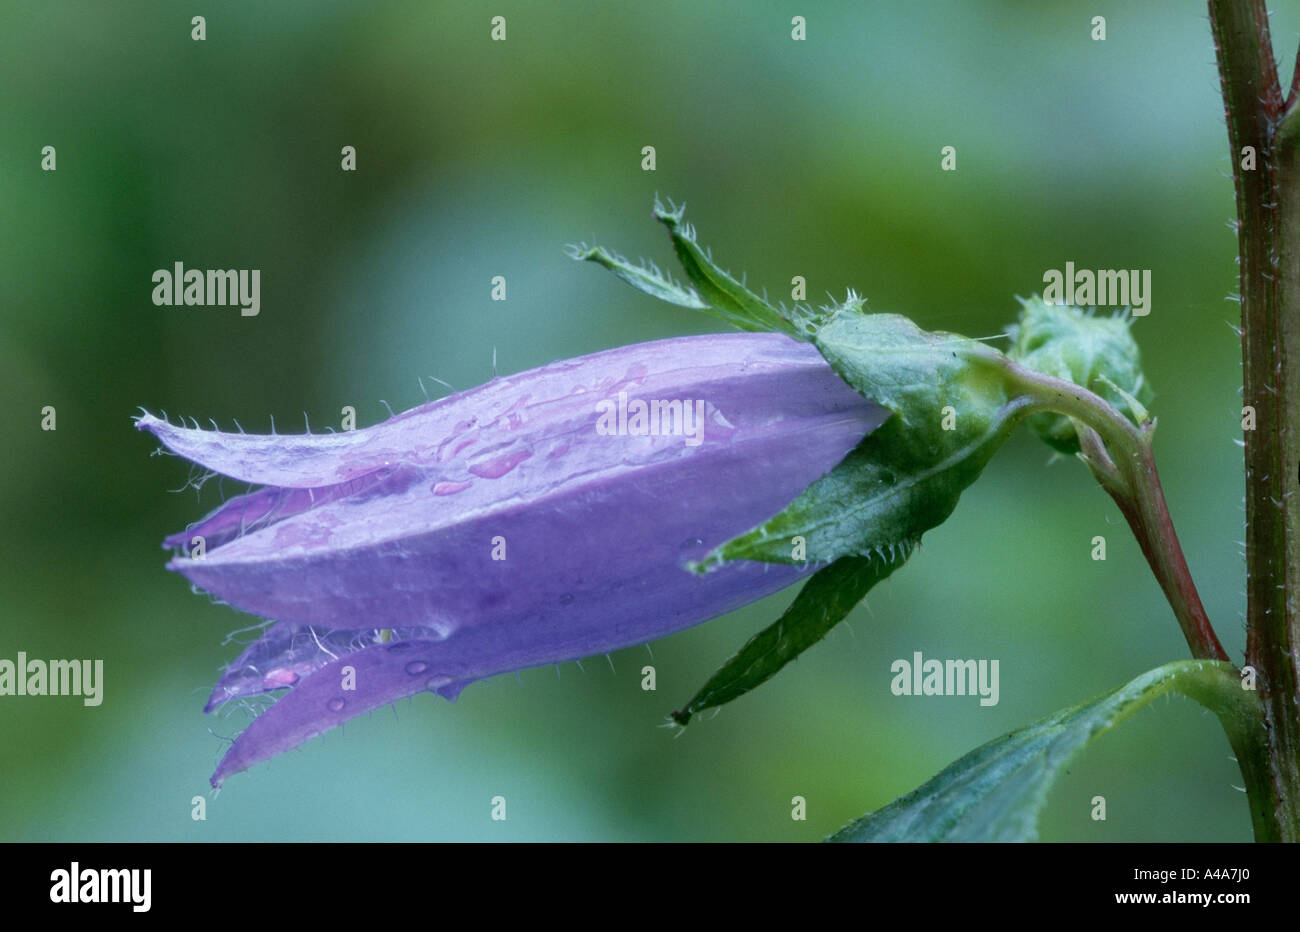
[{"left": 138, "top": 332, "right": 888, "bottom": 785}]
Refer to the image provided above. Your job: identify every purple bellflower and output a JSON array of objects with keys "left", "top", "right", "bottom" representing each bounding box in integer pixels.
[{"left": 138, "top": 332, "right": 888, "bottom": 785}]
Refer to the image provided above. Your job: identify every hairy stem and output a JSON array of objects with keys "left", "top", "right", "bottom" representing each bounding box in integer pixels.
[{"left": 1209, "top": 0, "right": 1300, "bottom": 842}]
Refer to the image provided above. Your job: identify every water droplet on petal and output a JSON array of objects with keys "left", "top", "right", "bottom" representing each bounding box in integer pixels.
[
  {"left": 468, "top": 446, "right": 533, "bottom": 479},
  {"left": 405, "top": 660, "right": 429, "bottom": 675},
  {"left": 681, "top": 537, "right": 704, "bottom": 549},
  {"left": 432, "top": 479, "right": 472, "bottom": 496},
  {"left": 426, "top": 675, "right": 452, "bottom": 691},
  {"left": 558, "top": 592, "right": 575, "bottom": 606},
  {"left": 263, "top": 669, "right": 300, "bottom": 687},
  {"left": 327, "top": 697, "right": 345, "bottom": 712}
]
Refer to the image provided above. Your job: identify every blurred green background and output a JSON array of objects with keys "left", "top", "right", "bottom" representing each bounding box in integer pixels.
[{"left": 2, "top": 0, "right": 1291, "bottom": 841}]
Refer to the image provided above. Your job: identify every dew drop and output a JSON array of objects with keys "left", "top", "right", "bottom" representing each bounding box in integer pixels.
[
  {"left": 681, "top": 537, "right": 704, "bottom": 549},
  {"left": 558, "top": 592, "right": 575, "bottom": 606},
  {"left": 327, "top": 697, "right": 346, "bottom": 713},
  {"left": 468, "top": 447, "right": 533, "bottom": 479},
  {"left": 426, "top": 675, "right": 453, "bottom": 691},
  {"left": 432, "top": 479, "right": 472, "bottom": 496},
  {"left": 263, "top": 669, "right": 300, "bottom": 687},
  {"left": 405, "top": 660, "right": 429, "bottom": 675}
]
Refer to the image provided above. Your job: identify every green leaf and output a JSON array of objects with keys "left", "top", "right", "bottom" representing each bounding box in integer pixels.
[
  {"left": 693, "top": 310, "right": 1027, "bottom": 570},
  {"left": 672, "top": 552, "right": 906, "bottom": 725},
  {"left": 828, "top": 659, "right": 1259, "bottom": 842}
]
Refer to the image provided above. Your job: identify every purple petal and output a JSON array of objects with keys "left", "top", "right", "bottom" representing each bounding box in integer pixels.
[
  {"left": 204, "top": 623, "right": 435, "bottom": 711},
  {"left": 211, "top": 638, "right": 472, "bottom": 786}
]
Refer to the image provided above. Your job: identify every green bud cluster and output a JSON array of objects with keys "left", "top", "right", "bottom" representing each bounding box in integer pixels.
[{"left": 1006, "top": 296, "right": 1152, "bottom": 454}]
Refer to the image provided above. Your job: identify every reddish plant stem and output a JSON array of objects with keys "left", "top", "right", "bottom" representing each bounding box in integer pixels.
[
  {"left": 1002, "top": 365, "right": 1228, "bottom": 662},
  {"left": 1209, "top": 0, "right": 1300, "bottom": 842},
  {"left": 1103, "top": 441, "right": 1228, "bottom": 664}
]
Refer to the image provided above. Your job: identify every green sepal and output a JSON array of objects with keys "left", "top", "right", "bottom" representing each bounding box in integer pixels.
[
  {"left": 650, "top": 200, "right": 808, "bottom": 337},
  {"left": 672, "top": 551, "right": 907, "bottom": 725},
  {"left": 572, "top": 200, "right": 808, "bottom": 336},
  {"left": 693, "top": 310, "right": 1024, "bottom": 570},
  {"left": 566, "top": 242, "right": 708, "bottom": 309}
]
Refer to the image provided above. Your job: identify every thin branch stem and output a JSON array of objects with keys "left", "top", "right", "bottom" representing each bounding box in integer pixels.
[{"left": 1000, "top": 361, "right": 1228, "bottom": 663}]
